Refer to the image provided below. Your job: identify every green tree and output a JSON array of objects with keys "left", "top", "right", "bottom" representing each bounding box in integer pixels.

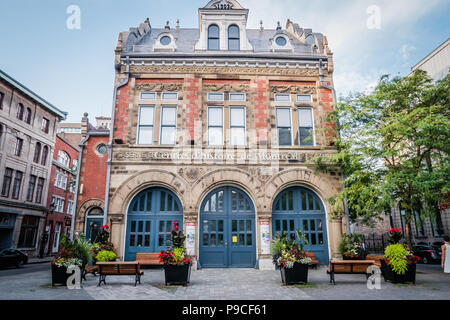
[{"left": 314, "top": 70, "right": 450, "bottom": 250}]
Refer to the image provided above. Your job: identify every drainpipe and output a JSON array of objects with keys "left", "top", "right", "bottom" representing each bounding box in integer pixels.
[
  {"left": 70, "top": 135, "right": 89, "bottom": 241},
  {"left": 103, "top": 57, "right": 131, "bottom": 226},
  {"left": 319, "top": 59, "right": 351, "bottom": 235}
]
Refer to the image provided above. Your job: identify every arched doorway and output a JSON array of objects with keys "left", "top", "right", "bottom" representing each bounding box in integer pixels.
[
  {"left": 124, "top": 187, "right": 183, "bottom": 261},
  {"left": 199, "top": 186, "right": 256, "bottom": 268},
  {"left": 272, "top": 186, "right": 329, "bottom": 264},
  {"left": 85, "top": 207, "right": 104, "bottom": 242}
]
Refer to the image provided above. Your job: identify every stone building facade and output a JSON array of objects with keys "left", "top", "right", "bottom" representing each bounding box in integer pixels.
[
  {"left": 0, "top": 69, "right": 67, "bottom": 258},
  {"left": 44, "top": 134, "right": 79, "bottom": 255},
  {"left": 76, "top": 0, "right": 345, "bottom": 269}
]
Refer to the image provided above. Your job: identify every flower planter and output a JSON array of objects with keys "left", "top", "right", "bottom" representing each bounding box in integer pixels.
[
  {"left": 280, "top": 262, "right": 309, "bottom": 285},
  {"left": 51, "top": 265, "right": 84, "bottom": 286},
  {"left": 343, "top": 256, "right": 362, "bottom": 261},
  {"left": 163, "top": 264, "right": 191, "bottom": 286},
  {"left": 380, "top": 259, "right": 416, "bottom": 284}
]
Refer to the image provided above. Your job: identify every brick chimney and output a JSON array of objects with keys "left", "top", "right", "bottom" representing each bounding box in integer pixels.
[{"left": 81, "top": 112, "right": 89, "bottom": 139}]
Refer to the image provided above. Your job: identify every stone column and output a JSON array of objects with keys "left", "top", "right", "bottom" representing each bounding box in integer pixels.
[
  {"left": 329, "top": 218, "right": 343, "bottom": 260},
  {"left": 258, "top": 212, "right": 273, "bottom": 270},
  {"left": 109, "top": 214, "right": 124, "bottom": 260}
]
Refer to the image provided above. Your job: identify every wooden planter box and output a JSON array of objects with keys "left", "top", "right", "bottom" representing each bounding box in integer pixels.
[
  {"left": 280, "top": 262, "right": 309, "bottom": 285},
  {"left": 380, "top": 259, "right": 416, "bottom": 284},
  {"left": 163, "top": 264, "right": 191, "bottom": 286}
]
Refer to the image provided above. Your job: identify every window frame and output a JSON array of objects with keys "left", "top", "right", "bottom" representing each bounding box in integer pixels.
[
  {"left": 0, "top": 92, "right": 4, "bottom": 109},
  {"left": 33, "top": 142, "right": 41, "bottom": 163},
  {"left": 16, "top": 103, "right": 24, "bottom": 120},
  {"left": 24, "top": 108, "right": 32, "bottom": 124},
  {"left": 229, "top": 93, "right": 246, "bottom": 102},
  {"left": 229, "top": 106, "right": 246, "bottom": 146},
  {"left": 140, "top": 92, "right": 156, "bottom": 100},
  {"left": 14, "top": 138, "right": 23, "bottom": 156},
  {"left": 228, "top": 24, "right": 240, "bottom": 51},
  {"left": 11, "top": 170, "right": 23, "bottom": 200},
  {"left": 296, "top": 94, "right": 313, "bottom": 103},
  {"left": 207, "top": 92, "right": 225, "bottom": 101},
  {"left": 17, "top": 215, "right": 39, "bottom": 248},
  {"left": 41, "top": 117, "right": 50, "bottom": 133},
  {"left": 26, "top": 175, "right": 37, "bottom": 202},
  {"left": 161, "top": 92, "right": 178, "bottom": 101},
  {"left": 274, "top": 93, "right": 291, "bottom": 102},
  {"left": 297, "top": 107, "right": 316, "bottom": 146},
  {"left": 137, "top": 105, "right": 155, "bottom": 145},
  {"left": 159, "top": 106, "right": 177, "bottom": 145},
  {"left": 1, "top": 168, "right": 13, "bottom": 198},
  {"left": 207, "top": 106, "right": 224, "bottom": 146},
  {"left": 57, "top": 150, "right": 70, "bottom": 167},
  {"left": 276, "top": 108, "right": 293, "bottom": 147},
  {"left": 208, "top": 24, "right": 220, "bottom": 51},
  {"left": 35, "top": 178, "right": 45, "bottom": 203},
  {"left": 41, "top": 145, "right": 49, "bottom": 166}
]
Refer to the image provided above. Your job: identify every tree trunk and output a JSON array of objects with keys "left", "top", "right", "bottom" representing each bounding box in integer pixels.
[{"left": 405, "top": 222, "right": 412, "bottom": 251}]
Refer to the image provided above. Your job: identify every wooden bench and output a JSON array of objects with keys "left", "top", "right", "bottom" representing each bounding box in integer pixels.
[
  {"left": 327, "top": 260, "right": 376, "bottom": 285},
  {"left": 365, "top": 254, "right": 383, "bottom": 268},
  {"left": 82, "top": 264, "right": 99, "bottom": 280},
  {"left": 136, "top": 253, "right": 163, "bottom": 268},
  {"left": 97, "top": 262, "right": 144, "bottom": 286},
  {"left": 305, "top": 252, "right": 319, "bottom": 268}
]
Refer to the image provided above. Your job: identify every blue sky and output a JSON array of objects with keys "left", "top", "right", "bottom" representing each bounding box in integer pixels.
[{"left": 0, "top": 0, "right": 449, "bottom": 122}]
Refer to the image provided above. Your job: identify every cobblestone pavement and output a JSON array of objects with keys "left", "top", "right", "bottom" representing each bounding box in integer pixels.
[{"left": 1, "top": 264, "right": 449, "bottom": 300}]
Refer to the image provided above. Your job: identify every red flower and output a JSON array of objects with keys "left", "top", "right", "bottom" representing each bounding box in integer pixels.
[
  {"left": 174, "top": 225, "right": 179, "bottom": 231},
  {"left": 102, "top": 224, "right": 110, "bottom": 230}
]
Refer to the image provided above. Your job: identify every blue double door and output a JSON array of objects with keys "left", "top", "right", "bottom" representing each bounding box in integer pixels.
[
  {"left": 124, "top": 187, "right": 183, "bottom": 261},
  {"left": 199, "top": 187, "right": 256, "bottom": 268},
  {"left": 272, "top": 186, "right": 329, "bottom": 265}
]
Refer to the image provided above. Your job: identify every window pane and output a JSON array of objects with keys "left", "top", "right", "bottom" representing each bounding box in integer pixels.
[
  {"left": 162, "top": 93, "right": 178, "bottom": 100},
  {"left": 275, "top": 94, "right": 290, "bottom": 102},
  {"left": 162, "top": 107, "right": 177, "bottom": 125},
  {"left": 276, "top": 109, "right": 291, "bottom": 127},
  {"left": 297, "top": 94, "right": 312, "bottom": 102},
  {"left": 299, "top": 128, "right": 314, "bottom": 146},
  {"left": 140, "top": 92, "right": 155, "bottom": 100},
  {"left": 230, "top": 93, "right": 245, "bottom": 101},
  {"left": 139, "top": 107, "right": 154, "bottom": 125},
  {"left": 138, "top": 127, "right": 153, "bottom": 145},
  {"left": 208, "top": 93, "right": 224, "bottom": 101},
  {"left": 228, "top": 25, "right": 239, "bottom": 38},
  {"left": 161, "top": 127, "right": 176, "bottom": 145},
  {"left": 229, "top": 39, "right": 240, "bottom": 51},
  {"left": 208, "top": 127, "right": 223, "bottom": 145},
  {"left": 208, "top": 39, "right": 220, "bottom": 50},
  {"left": 278, "top": 128, "right": 292, "bottom": 146},
  {"left": 230, "top": 128, "right": 245, "bottom": 146},
  {"left": 298, "top": 108, "right": 313, "bottom": 127},
  {"left": 230, "top": 108, "right": 245, "bottom": 127},
  {"left": 208, "top": 25, "right": 219, "bottom": 38},
  {"left": 208, "top": 108, "right": 223, "bottom": 126}
]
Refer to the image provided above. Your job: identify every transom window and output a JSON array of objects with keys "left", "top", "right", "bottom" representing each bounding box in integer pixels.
[
  {"left": 208, "top": 107, "right": 223, "bottom": 146},
  {"left": 275, "top": 94, "right": 291, "bottom": 102},
  {"left": 276, "top": 108, "right": 292, "bottom": 146},
  {"left": 160, "top": 106, "right": 177, "bottom": 145},
  {"left": 229, "top": 93, "right": 246, "bottom": 101},
  {"left": 140, "top": 92, "right": 156, "bottom": 100},
  {"left": 297, "top": 94, "right": 312, "bottom": 102},
  {"left": 208, "top": 24, "right": 220, "bottom": 50},
  {"left": 230, "top": 107, "right": 246, "bottom": 146},
  {"left": 162, "top": 92, "right": 178, "bottom": 100},
  {"left": 298, "top": 108, "right": 315, "bottom": 146},
  {"left": 208, "top": 92, "right": 224, "bottom": 101},
  {"left": 228, "top": 25, "right": 240, "bottom": 51},
  {"left": 137, "top": 106, "right": 154, "bottom": 145}
]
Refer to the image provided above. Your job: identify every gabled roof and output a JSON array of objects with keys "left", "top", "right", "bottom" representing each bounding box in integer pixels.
[{"left": 0, "top": 69, "right": 67, "bottom": 120}]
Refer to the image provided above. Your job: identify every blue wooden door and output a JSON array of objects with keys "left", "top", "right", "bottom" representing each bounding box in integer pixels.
[
  {"left": 272, "top": 187, "right": 329, "bottom": 265},
  {"left": 124, "top": 188, "right": 183, "bottom": 261},
  {"left": 199, "top": 186, "right": 256, "bottom": 268},
  {"left": 86, "top": 218, "right": 103, "bottom": 242}
]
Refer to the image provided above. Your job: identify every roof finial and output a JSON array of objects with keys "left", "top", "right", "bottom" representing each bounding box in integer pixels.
[
  {"left": 176, "top": 19, "right": 180, "bottom": 31},
  {"left": 260, "top": 20, "right": 264, "bottom": 31},
  {"left": 276, "top": 21, "right": 282, "bottom": 31},
  {"left": 165, "top": 21, "right": 170, "bottom": 30}
]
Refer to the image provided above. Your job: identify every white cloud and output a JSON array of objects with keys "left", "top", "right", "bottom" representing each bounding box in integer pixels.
[{"left": 400, "top": 44, "right": 417, "bottom": 61}]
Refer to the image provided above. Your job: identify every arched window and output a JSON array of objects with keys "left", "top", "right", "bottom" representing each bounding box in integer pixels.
[
  {"left": 41, "top": 146, "right": 49, "bottom": 166},
  {"left": 228, "top": 25, "right": 240, "bottom": 51},
  {"left": 33, "top": 142, "right": 41, "bottom": 163},
  {"left": 208, "top": 24, "right": 220, "bottom": 50},
  {"left": 16, "top": 103, "right": 24, "bottom": 120},
  {"left": 87, "top": 207, "right": 104, "bottom": 216},
  {"left": 57, "top": 150, "right": 70, "bottom": 167},
  {"left": 24, "top": 108, "right": 32, "bottom": 124}
]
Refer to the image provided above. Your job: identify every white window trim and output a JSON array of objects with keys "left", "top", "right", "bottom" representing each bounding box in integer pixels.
[
  {"left": 137, "top": 105, "right": 155, "bottom": 145},
  {"left": 207, "top": 106, "right": 224, "bottom": 146},
  {"left": 161, "top": 92, "right": 178, "bottom": 101},
  {"left": 275, "top": 93, "right": 291, "bottom": 102},
  {"left": 298, "top": 107, "right": 316, "bottom": 147},
  {"left": 229, "top": 106, "right": 246, "bottom": 146},
  {"left": 296, "top": 94, "right": 313, "bottom": 103},
  {"left": 276, "top": 107, "right": 293, "bottom": 147},
  {"left": 67, "top": 200, "right": 75, "bottom": 215},
  {"left": 159, "top": 106, "right": 177, "bottom": 145},
  {"left": 229, "top": 93, "right": 246, "bottom": 102},
  {"left": 207, "top": 92, "right": 225, "bottom": 101},
  {"left": 140, "top": 92, "right": 156, "bottom": 100},
  {"left": 51, "top": 195, "right": 65, "bottom": 213}
]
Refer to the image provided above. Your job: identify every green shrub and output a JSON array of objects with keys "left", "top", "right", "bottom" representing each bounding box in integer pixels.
[
  {"left": 384, "top": 244, "right": 410, "bottom": 275},
  {"left": 96, "top": 250, "right": 117, "bottom": 262}
]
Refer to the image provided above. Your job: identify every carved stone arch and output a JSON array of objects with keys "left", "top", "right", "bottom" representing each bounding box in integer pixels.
[
  {"left": 77, "top": 198, "right": 105, "bottom": 222},
  {"left": 264, "top": 168, "right": 341, "bottom": 215},
  {"left": 108, "top": 169, "right": 189, "bottom": 214},
  {"left": 190, "top": 168, "right": 262, "bottom": 214}
]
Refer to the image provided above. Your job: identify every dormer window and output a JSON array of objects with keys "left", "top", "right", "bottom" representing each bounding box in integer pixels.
[
  {"left": 160, "top": 36, "right": 172, "bottom": 46},
  {"left": 208, "top": 25, "right": 220, "bottom": 50},
  {"left": 228, "top": 25, "right": 240, "bottom": 51}
]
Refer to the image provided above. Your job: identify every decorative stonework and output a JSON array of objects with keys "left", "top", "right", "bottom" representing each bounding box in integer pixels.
[
  {"left": 134, "top": 83, "right": 183, "bottom": 92},
  {"left": 203, "top": 84, "right": 250, "bottom": 93},
  {"left": 178, "top": 167, "right": 206, "bottom": 182},
  {"left": 76, "top": 198, "right": 105, "bottom": 221},
  {"left": 270, "top": 85, "right": 317, "bottom": 94},
  {"left": 129, "top": 65, "right": 319, "bottom": 77}
]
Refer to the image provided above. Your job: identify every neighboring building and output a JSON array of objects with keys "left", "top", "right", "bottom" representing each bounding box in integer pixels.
[
  {"left": 411, "top": 38, "right": 450, "bottom": 82},
  {"left": 0, "top": 69, "right": 67, "bottom": 258},
  {"left": 75, "top": 0, "right": 344, "bottom": 269},
  {"left": 95, "top": 116, "right": 111, "bottom": 130},
  {"left": 57, "top": 123, "right": 83, "bottom": 148},
  {"left": 73, "top": 113, "right": 109, "bottom": 243},
  {"left": 44, "top": 134, "right": 79, "bottom": 255}
]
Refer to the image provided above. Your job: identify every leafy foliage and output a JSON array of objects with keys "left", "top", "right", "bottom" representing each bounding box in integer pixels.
[
  {"left": 338, "top": 233, "right": 365, "bottom": 258},
  {"left": 95, "top": 250, "right": 117, "bottom": 262},
  {"left": 384, "top": 244, "right": 420, "bottom": 275},
  {"left": 159, "top": 222, "right": 192, "bottom": 266},
  {"left": 271, "top": 231, "right": 312, "bottom": 269},
  {"left": 313, "top": 71, "right": 450, "bottom": 248}
]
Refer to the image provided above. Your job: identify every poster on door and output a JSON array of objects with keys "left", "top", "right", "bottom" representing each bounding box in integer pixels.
[
  {"left": 260, "top": 221, "right": 270, "bottom": 255},
  {"left": 185, "top": 222, "right": 196, "bottom": 256}
]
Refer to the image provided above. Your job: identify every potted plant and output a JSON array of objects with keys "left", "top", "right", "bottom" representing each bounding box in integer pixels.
[
  {"left": 338, "top": 233, "right": 367, "bottom": 260},
  {"left": 51, "top": 235, "right": 84, "bottom": 286},
  {"left": 380, "top": 243, "right": 419, "bottom": 284},
  {"left": 271, "top": 230, "right": 312, "bottom": 285},
  {"left": 159, "top": 222, "right": 192, "bottom": 286},
  {"left": 96, "top": 250, "right": 117, "bottom": 262}
]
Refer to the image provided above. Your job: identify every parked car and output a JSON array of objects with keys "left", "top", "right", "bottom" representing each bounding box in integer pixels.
[
  {"left": 412, "top": 245, "right": 441, "bottom": 264},
  {"left": 0, "top": 248, "right": 28, "bottom": 269}
]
